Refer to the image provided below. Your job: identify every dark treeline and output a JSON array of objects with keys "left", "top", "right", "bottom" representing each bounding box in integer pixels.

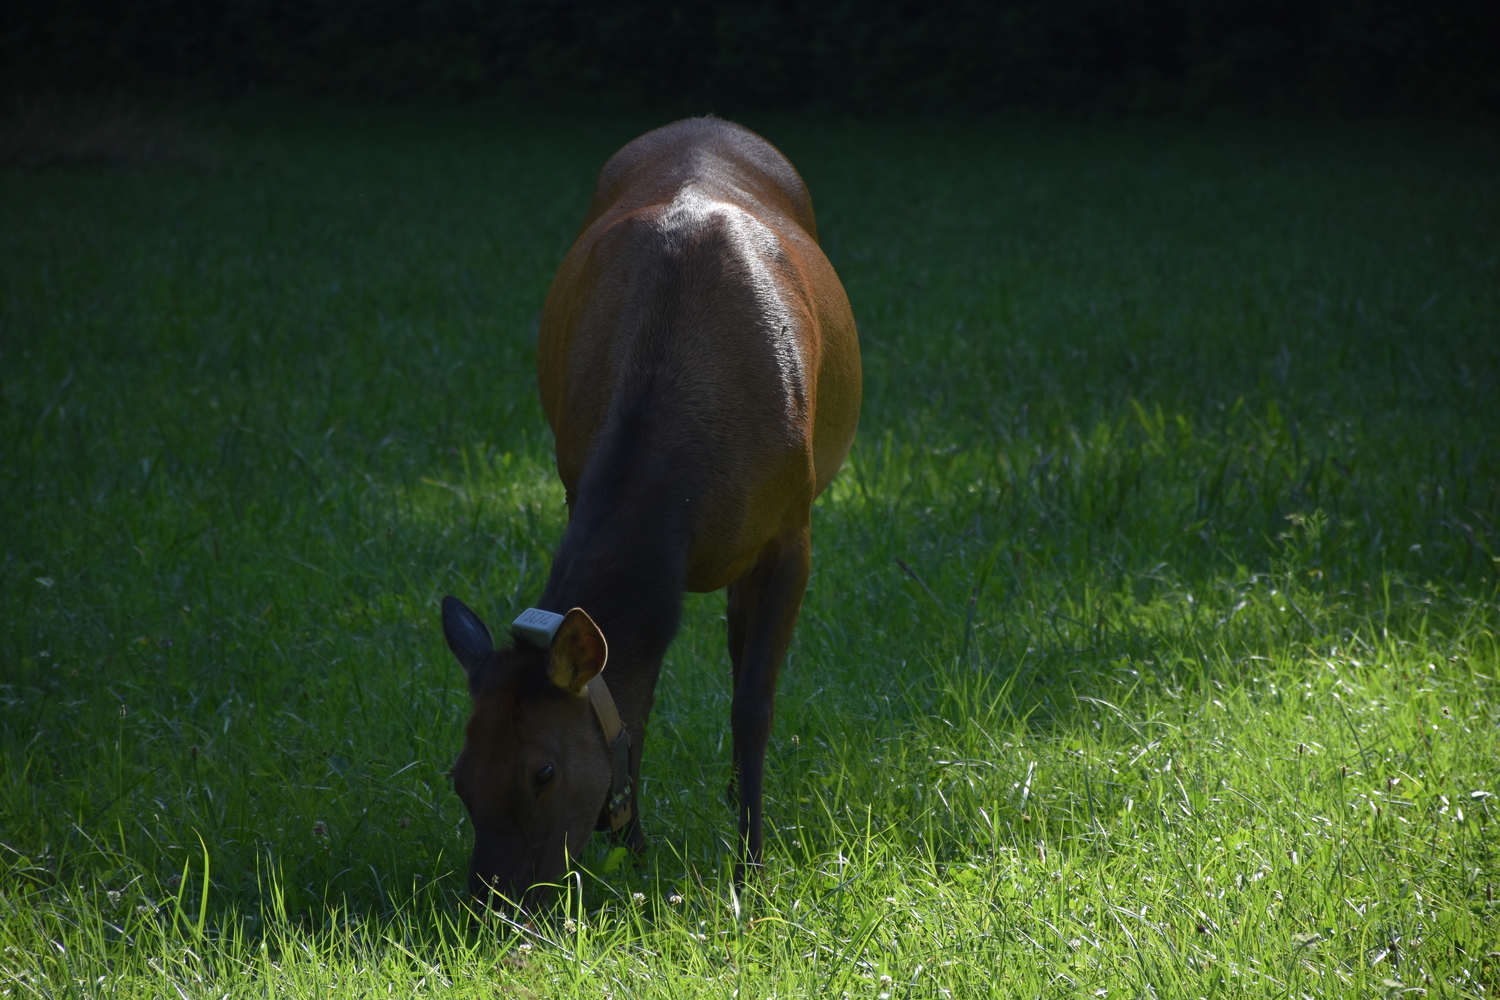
[{"left": 5, "top": 0, "right": 1497, "bottom": 114}]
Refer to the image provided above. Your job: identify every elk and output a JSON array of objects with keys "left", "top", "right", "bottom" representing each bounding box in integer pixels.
[{"left": 441, "top": 117, "right": 860, "bottom": 906}]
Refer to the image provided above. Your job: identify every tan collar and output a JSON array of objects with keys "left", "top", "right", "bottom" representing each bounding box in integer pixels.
[{"left": 587, "top": 676, "right": 634, "bottom": 833}]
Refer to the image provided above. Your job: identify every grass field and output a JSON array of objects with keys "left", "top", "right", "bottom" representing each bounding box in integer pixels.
[{"left": 2, "top": 106, "right": 1498, "bottom": 997}]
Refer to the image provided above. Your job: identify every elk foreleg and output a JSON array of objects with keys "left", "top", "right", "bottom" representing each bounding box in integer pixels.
[{"left": 727, "top": 521, "right": 810, "bottom": 882}]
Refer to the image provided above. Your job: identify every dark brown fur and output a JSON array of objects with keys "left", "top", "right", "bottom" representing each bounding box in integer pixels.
[{"left": 444, "top": 117, "right": 860, "bottom": 904}]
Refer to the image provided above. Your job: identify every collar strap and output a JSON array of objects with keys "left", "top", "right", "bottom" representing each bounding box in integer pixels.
[
  {"left": 513, "top": 608, "right": 634, "bottom": 835},
  {"left": 587, "top": 676, "right": 634, "bottom": 833}
]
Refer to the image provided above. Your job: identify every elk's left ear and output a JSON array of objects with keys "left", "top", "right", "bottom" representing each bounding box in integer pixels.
[
  {"left": 442, "top": 595, "right": 495, "bottom": 684},
  {"left": 548, "top": 607, "right": 607, "bottom": 695}
]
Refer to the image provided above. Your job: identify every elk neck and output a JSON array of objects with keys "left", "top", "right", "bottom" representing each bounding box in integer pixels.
[{"left": 535, "top": 374, "right": 701, "bottom": 722}]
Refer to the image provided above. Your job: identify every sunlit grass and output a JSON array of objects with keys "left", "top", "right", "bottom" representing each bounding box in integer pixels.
[{"left": 2, "top": 107, "right": 1497, "bottom": 996}]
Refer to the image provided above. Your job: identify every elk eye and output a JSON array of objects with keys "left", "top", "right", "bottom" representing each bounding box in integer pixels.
[{"left": 535, "top": 764, "right": 555, "bottom": 788}]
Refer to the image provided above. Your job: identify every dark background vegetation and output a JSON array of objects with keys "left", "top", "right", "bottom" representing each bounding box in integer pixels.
[{"left": 4, "top": 0, "right": 1498, "bottom": 115}]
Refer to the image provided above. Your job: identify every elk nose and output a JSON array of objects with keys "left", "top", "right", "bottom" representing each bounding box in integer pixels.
[
  {"left": 469, "top": 861, "right": 540, "bottom": 909},
  {"left": 470, "top": 875, "right": 521, "bottom": 911},
  {"left": 468, "top": 835, "right": 532, "bottom": 907}
]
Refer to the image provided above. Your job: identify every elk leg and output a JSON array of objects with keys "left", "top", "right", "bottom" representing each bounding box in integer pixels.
[
  {"left": 729, "top": 521, "right": 811, "bottom": 883},
  {"left": 622, "top": 723, "right": 649, "bottom": 853},
  {"left": 724, "top": 578, "right": 750, "bottom": 805}
]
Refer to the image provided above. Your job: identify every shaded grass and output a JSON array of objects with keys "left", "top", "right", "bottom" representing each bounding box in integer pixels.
[{"left": 1, "top": 107, "right": 1498, "bottom": 996}]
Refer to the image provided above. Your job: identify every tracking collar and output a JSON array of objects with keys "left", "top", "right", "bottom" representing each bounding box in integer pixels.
[{"left": 512, "top": 608, "right": 635, "bottom": 835}]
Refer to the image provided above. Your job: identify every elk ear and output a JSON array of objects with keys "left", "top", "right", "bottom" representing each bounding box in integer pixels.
[
  {"left": 548, "top": 607, "right": 607, "bottom": 695},
  {"left": 442, "top": 595, "right": 495, "bottom": 682}
]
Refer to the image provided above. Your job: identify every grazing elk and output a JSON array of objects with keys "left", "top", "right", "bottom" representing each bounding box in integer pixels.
[{"left": 441, "top": 117, "right": 860, "bottom": 906}]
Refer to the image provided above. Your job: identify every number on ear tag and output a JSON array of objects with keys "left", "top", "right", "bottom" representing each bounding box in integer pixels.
[{"left": 513, "top": 607, "right": 565, "bottom": 648}]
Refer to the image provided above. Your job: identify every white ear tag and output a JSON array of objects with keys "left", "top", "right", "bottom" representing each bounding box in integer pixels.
[{"left": 512, "top": 607, "right": 565, "bottom": 648}]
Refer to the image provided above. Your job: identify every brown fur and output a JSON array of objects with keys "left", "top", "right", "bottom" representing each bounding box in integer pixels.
[{"left": 444, "top": 117, "right": 860, "bottom": 905}]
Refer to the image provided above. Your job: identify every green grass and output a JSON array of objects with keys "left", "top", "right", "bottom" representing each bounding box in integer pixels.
[{"left": 2, "top": 106, "right": 1498, "bottom": 997}]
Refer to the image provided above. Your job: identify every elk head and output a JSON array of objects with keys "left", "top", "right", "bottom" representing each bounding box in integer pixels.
[{"left": 441, "top": 595, "right": 615, "bottom": 908}]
